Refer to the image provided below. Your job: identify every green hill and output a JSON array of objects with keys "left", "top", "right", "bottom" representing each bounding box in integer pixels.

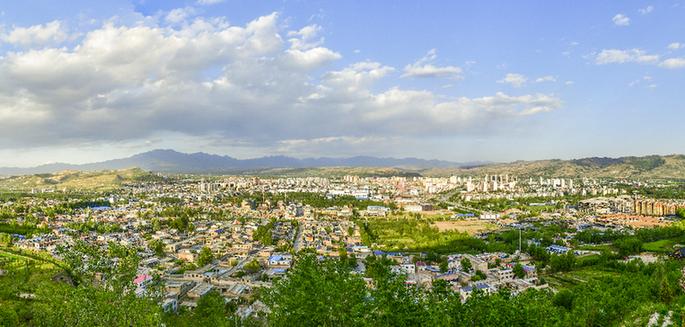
[
  {"left": 0, "top": 168, "right": 161, "bottom": 191},
  {"left": 424, "top": 155, "right": 685, "bottom": 179}
]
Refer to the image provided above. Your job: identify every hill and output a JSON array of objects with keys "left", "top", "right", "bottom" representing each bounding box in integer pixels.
[
  {"left": 427, "top": 155, "right": 685, "bottom": 179},
  {"left": 0, "top": 168, "right": 162, "bottom": 191}
]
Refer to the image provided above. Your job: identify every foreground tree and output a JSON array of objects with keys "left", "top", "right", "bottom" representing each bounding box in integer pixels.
[
  {"left": 263, "top": 253, "right": 368, "bottom": 326},
  {"left": 32, "top": 241, "right": 163, "bottom": 326}
]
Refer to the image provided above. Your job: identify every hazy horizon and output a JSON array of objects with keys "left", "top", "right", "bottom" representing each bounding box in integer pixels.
[
  {"left": 2, "top": 148, "right": 685, "bottom": 169},
  {"left": 1, "top": 1, "right": 684, "bottom": 166}
]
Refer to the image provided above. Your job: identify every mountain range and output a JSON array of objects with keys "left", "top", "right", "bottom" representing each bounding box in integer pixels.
[
  {"left": 3, "top": 150, "right": 685, "bottom": 179},
  {"left": 0, "top": 149, "right": 477, "bottom": 175}
]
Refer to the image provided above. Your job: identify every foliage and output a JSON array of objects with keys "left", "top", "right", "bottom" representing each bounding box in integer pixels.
[
  {"left": 513, "top": 263, "right": 525, "bottom": 278},
  {"left": 549, "top": 252, "right": 576, "bottom": 273},
  {"left": 197, "top": 246, "right": 215, "bottom": 267},
  {"left": 149, "top": 239, "right": 165, "bottom": 257},
  {"left": 254, "top": 222, "right": 274, "bottom": 246},
  {"left": 263, "top": 254, "right": 368, "bottom": 326}
]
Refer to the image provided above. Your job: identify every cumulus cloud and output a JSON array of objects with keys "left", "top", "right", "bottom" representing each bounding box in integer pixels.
[
  {"left": 612, "top": 14, "right": 630, "bottom": 26},
  {"left": 595, "top": 48, "right": 685, "bottom": 69},
  {"left": 497, "top": 73, "right": 527, "bottom": 87},
  {"left": 0, "top": 11, "right": 559, "bottom": 152},
  {"left": 668, "top": 42, "right": 683, "bottom": 50},
  {"left": 2, "top": 20, "right": 68, "bottom": 47},
  {"left": 402, "top": 49, "right": 463, "bottom": 79},
  {"left": 165, "top": 7, "right": 196, "bottom": 24},
  {"left": 595, "top": 49, "right": 659, "bottom": 64},
  {"left": 660, "top": 58, "right": 685, "bottom": 69}
]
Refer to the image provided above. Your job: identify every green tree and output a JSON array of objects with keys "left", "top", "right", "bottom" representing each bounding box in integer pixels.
[
  {"left": 197, "top": 246, "right": 215, "bottom": 267},
  {"left": 472, "top": 270, "right": 487, "bottom": 281},
  {"left": 243, "top": 259, "right": 262, "bottom": 274},
  {"left": 34, "top": 241, "right": 162, "bottom": 326},
  {"left": 461, "top": 258, "right": 472, "bottom": 272},
  {"left": 549, "top": 252, "right": 575, "bottom": 273},
  {"left": 264, "top": 254, "right": 367, "bottom": 326},
  {"left": 513, "top": 263, "right": 525, "bottom": 279},
  {"left": 193, "top": 290, "right": 234, "bottom": 326},
  {"left": 150, "top": 239, "right": 165, "bottom": 258}
]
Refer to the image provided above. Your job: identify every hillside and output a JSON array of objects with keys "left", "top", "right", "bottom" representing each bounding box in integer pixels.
[
  {"left": 0, "top": 168, "right": 162, "bottom": 191},
  {"left": 425, "top": 155, "right": 685, "bottom": 179}
]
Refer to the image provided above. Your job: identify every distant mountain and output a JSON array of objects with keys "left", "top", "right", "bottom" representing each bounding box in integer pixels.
[
  {"left": 4, "top": 150, "right": 684, "bottom": 179},
  {"left": 0, "top": 149, "right": 475, "bottom": 175}
]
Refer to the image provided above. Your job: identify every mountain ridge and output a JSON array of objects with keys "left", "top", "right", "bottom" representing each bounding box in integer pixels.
[
  {"left": 3, "top": 150, "right": 685, "bottom": 179},
  {"left": 0, "top": 149, "right": 477, "bottom": 175}
]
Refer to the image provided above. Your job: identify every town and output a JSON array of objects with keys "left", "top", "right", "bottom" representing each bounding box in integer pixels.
[{"left": 3, "top": 171, "right": 685, "bottom": 325}]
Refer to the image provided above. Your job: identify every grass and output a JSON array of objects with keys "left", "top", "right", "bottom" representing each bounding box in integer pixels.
[
  {"left": 0, "top": 246, "right": 65, "bottom": 325},
  {"left": 575, "top": 244, "right": 615, "bottom": 252},
  {"left": 544, "top": 267, "right": 621, "bottom": 290},
  {"left": 361, "top": 217, "right": 486, "bottom": 253},
  {"left": 431, "top": 220, "right": 498, "bottom": 235},
  {"left": 643, "top": 239, "right": 676, "bottom": 253}
]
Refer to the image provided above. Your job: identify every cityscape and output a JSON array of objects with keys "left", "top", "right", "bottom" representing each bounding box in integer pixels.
[{"left": 2, "top": 1, "right": 685, "bottom": 326}]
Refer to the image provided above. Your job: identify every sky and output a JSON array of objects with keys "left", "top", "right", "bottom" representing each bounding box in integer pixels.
[{"left": 0, "top": 0, "right": 684, "bottom": 166}]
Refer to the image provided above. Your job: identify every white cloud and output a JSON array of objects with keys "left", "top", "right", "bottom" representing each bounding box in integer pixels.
[
  {"left": 497, "top": 73, "right": 527, "bottom": 87},
  {"left": 595, "top": 49, "right": 660, "bottom": 64},
  {"left": 165, "top": 7, "right": 196, "bottom": 24},
  {"left": 668, "top": 42, "right": 683, "bottom": 50},
  {"left": 2, "top": 20, "right": 68, "bottom": 47},
  {"left": 402, "top": 49, "right": 463, "bottom": 79},
  {"left": 535, "top": 75, "right": 557, "bottom": 83},
  {"left": 283, "top": 47, "right": 341, "bottom": 69},
  {"left": 660, "top": 58, "right": 685, "bottom": 69},
  {"left": 638, "top": 5, "right": 654, "bottom": 14},
  {"left": 0, "top": 11, "right": 560, "bottom": 152},
  {"left": 612, "top": 14, "right": 630, "bottom": 26}
]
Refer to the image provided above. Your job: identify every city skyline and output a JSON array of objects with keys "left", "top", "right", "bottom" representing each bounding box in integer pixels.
[{"left": 1, "top": 0, "right": 684, "bottom": 166}]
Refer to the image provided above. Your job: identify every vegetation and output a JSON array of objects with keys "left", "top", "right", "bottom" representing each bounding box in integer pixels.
[
  {"left": 262, "top": 252, "right": 685, "bottom": 326},
  {"left": 222, "top": 192, "right": 393, "bottom": 210},
  {"left": 0, "top": 168, "right": 160, "bottom": 191},
  {"left": 359, "top": 217, "right": 479, "bottom": 253},
  {"left": 253, "top": 222, "right": 274, "bottom": 246}
]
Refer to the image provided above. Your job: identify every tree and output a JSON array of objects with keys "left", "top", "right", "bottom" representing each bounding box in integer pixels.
[
  {"left": 243, "top": 259, "right": 262, "bottom": 274},
  {"left": 513, "top": 263, "right": 525, "bottom": 279},
  {"left": 461, "top": 258, "right": 472, "bottom": 272},
  {"left": 472, "top": 270, "right": 487, "bottom": 281},
  {"left": 264, "top": 254, "right": 367, "bottom": 326},
  {"left": 254, "top": 222, "right": 274, "bottom": 246},
  {"left": 676, "top": 208, "right": 685, "bottom": 219},
  {"left": 193, "top": 290, "right": 233, "bottom": 326},
  {"left": 439, "top": 260, "right": 449, "bottom": 273},
  {"left": 197, "top": 246, "right": 215, "bottom": 267},
  {"left": 614, "top": 237, "right": 643, "bottom": 257},
  {"left": 34, "top": 241, "right": 163, "bottom": 326},
  {"left": 150, "top": 239, "right": 165, "bottom": 258},
  {"left": 549, "top": 252, "right": 575, "bottom": 273}
]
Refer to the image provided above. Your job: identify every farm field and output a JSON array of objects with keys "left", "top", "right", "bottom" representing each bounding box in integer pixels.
[{"left": 432, "top": 220, "right": 497, "bottom": 235}]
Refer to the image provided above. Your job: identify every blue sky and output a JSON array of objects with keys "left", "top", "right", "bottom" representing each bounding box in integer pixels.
[{"left": 0, "top": 0, "right": 683, "bottom": 166}]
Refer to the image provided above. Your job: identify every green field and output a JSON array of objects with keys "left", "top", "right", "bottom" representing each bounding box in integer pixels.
[
  {"left": 642, "top": 239, "right": 677, "bottom": 253},
  {"left": 359, "top": 216, "right": 488, "bottom": 253},
  {"left": 544, "top": 267, "right": 622, "bottom": 289}
]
